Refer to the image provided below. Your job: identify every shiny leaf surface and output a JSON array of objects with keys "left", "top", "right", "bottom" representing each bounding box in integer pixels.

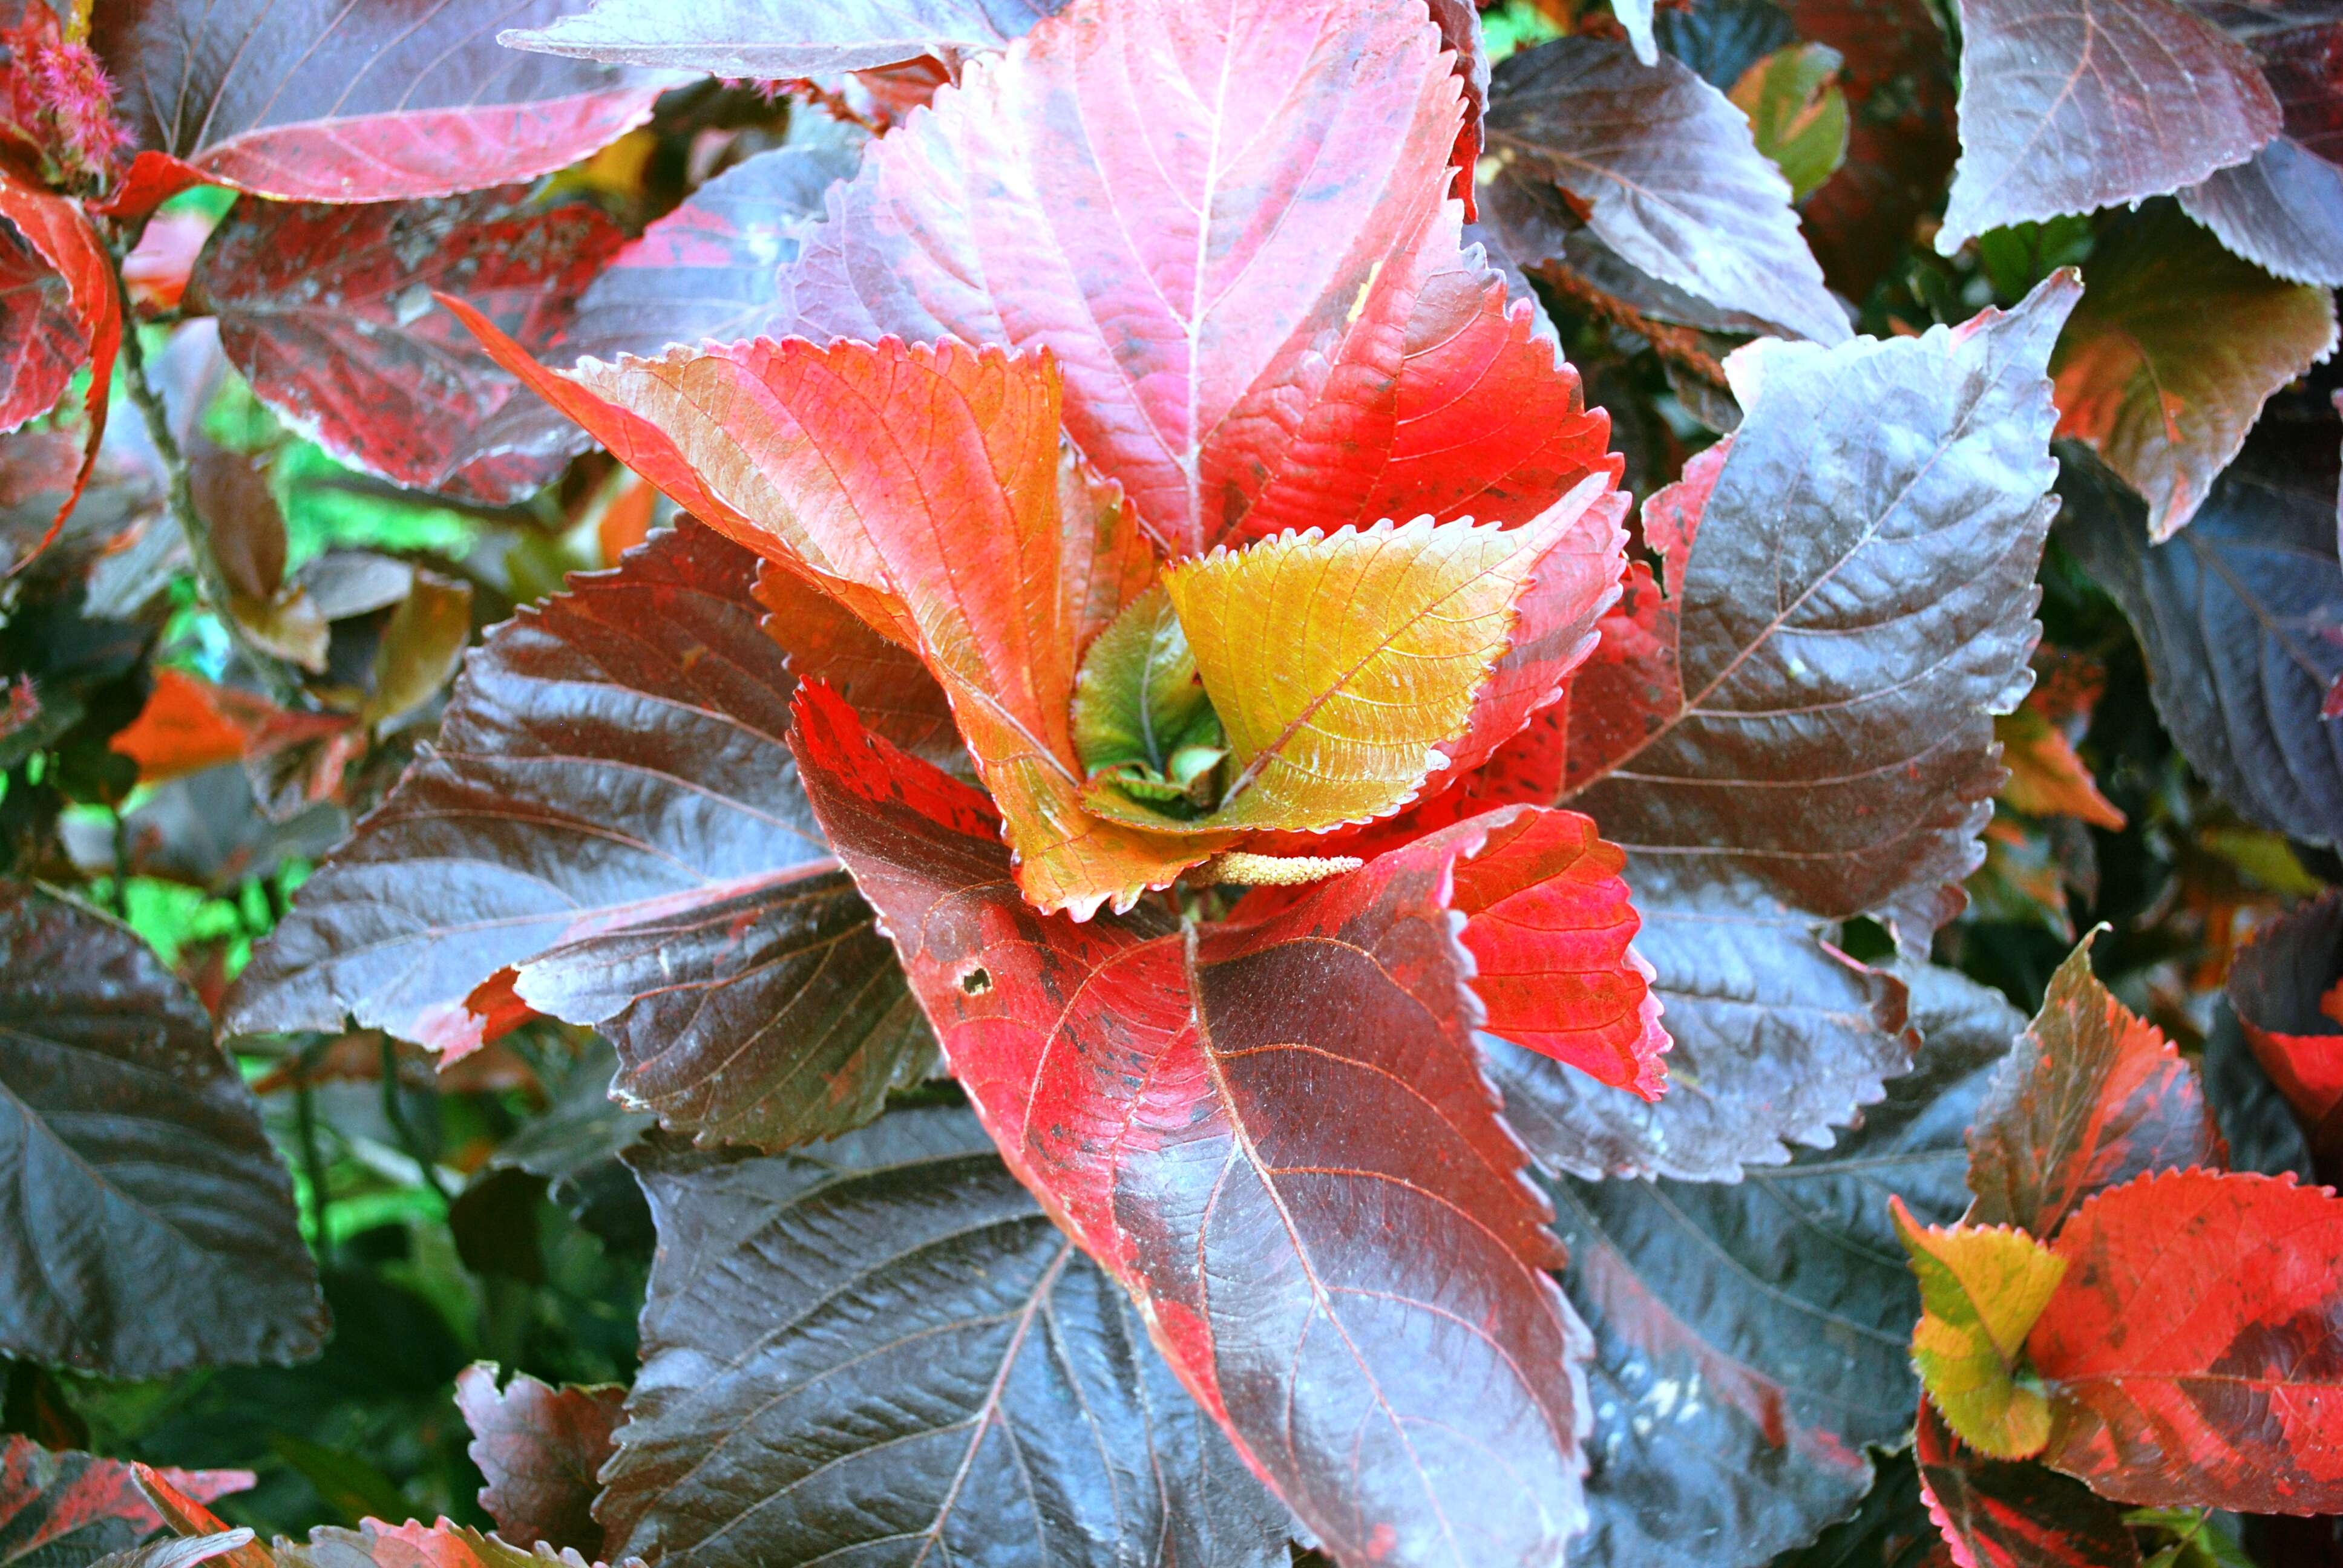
[
  {"left": 599, "top": 1106, "right": 1293, "bottom": 1568},
  {"left": 1939, "top": 0, "right": 2278, "bottom": 250},
  {"left": 1483, "top": 34, "right": 1849, "bottom": 345},
  {"left": 790, "top": 684, "right": 1595, "bottom": 1568},
  {"left": 227, "top": 523, "right": 933, "bottom": 1151}
]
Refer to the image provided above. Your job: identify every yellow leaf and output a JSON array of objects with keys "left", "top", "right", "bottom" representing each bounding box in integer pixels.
[{"left": 1892, "top": 1195, "right": 2068, "bottom": 1460}]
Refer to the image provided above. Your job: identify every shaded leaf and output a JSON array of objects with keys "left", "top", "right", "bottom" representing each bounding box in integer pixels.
[
  {"left": 1070, "top": 583, "right": 1223, "bottom": 807},
  {"left": 0, "top": 167, "right": 118, "bottom": 570},
  {"left": 2228, "top": 890, "right": 2343, "bottom": 1174},
  {"left": 1965, "top": 935, "right": 2226, "bottom": 1240},
  {"left": 558, "top": 124, "right": 862, "bottom": 365},
  {"left": 790, "top": 685, "right": 1596, "bottom": 1567},
  {"left": 61, "top": 763, "right": 346, "bottom": 895},
  {"left": 2203, "top": 1000, "right": 2318, "bottom": 1183},
  {"left": 2051, "top": 204, "right": 2336, "bottom": 539},
  {"left": 451, "top": 317, "right": 1214, "bottom": 915},
  {"left": 770, "top": 0, "right": 1617, "bottom": 558},
  {"left": 1778, "top": 0, "right": 1960, "bottom": 298},
  {"left": 2056, "top": 442, "right": 2343, "bottom": 852},
  {"left": 2029, "top": 1170, "right": 2343, "bottom": 1513},
  {"left": 505, "top": 0, "right": 1061, "bottom": 74},
  {"left": 191, "top": 189, "right": 628, "bottom": 505},
  {"left": 750, "top": 560, "right": 965, "bottom": 773},
  {"left": 1996, "top": 704, "right": 2126, "bottom": 831},
  {"left": 0, "top": 882, "right": 324, "bottom": 1376},
  {"left": 0, "top": 1438, "right": 252, "bottom": 1568},
  {"left": 361, "top": 569, "right": 473, "bottom": 727},
  {"left": 1482, "top": 34, "right": 1849, "bottom": 345},
  {"left": 1540, "top": 964, "right": 2016, "bottom": 1565},
  {"left": 1893, "top": 1203, "right": 2066, "bottom": 1459},
  {"left": 1730, "top": 42, "right": 1851, "bottom": 203},
  {"left": 1565, "top": 276, "right": 2076, "bottom": 954},
  {"left": 1938, "top": 0, "right": 2278, "bottom": 250},
  {"left": 89, "top": 0, "right": 672, "bottom": 207},
  {"left": 454, "top": 1364, "right": 624, "bottom": 1557},
  {"left": 226, "top": 522, "right": 933, "bottom": 1152},
  {"left": 2178, "top": 4, "right": 2343, "bottom": 288},
  {"left": 1914, "top": 1402, "right": 2141, "bottom": 1568},
  {"left": 599, "top": 1106, "right": 1293, "bottom": 1568}
]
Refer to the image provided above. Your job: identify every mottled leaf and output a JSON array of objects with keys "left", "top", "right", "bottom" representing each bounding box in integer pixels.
[
  {"left": 770, "top": 0, "right": 1617, "bottom": 558},
  {"left": 557, "top": 125, "right": 862, "bottom": 365},
  {"left": 1938, "top": 0, "right": 2279, "bottom": 250},
  {"left": 226, "top": 523, "right": 934, "bottom": 1152},
  {"left": 90, "top": 0, "right": 673, "bottom": 207},
  {"left": 2029, "top": 1171, "right": 2343, "bottom": 1513},
  {"left": 1996, "top": 704, "right": 2126, "bottom": 831},
  {"left": 1914, "top": 1402, "right": 2141, "bottom": 1568},
  {"left": 1482, "top": 34, "right": 1849, "bottom": 345},
  {"left": 2178, "top": 3, "right": 2343, "bottom": 288},
  {"left": 598, "top": 1107, "right": 1293, "bottom": 1568},
  {"left": 0, "top": 1439, "right": 251, "bottom": 1568},
  {"left": 2228, "top": 890, "right": 2343, "bottom": 1174},
  {"left": 272, "top": 1520, "right": 569, "bottom": 1568},
  {"left": 2057, "top": 442, "right": 2343, "bottom": 852},
  {"left": 453, "top": 1364, "right": 624, "bottom": 1557},
  {"left": 191, "top": 189, "right": 626, "bottom": 505},
  {"left": 2051, "top": 204, "right": 2336, "bottom": 539},
  {"left": 1541, "top": 964, "right": 2016, "bottom": 1565},
  {"left": 1965, "top": 935, "right": 2226, "bottom": 1240},
  {"left": 1565, "top": 276, "right": 2076, "bottom": 954},
  {"left": 450, "top": 316, "right": 1213, "bottom": 915},
  {"left": 0, "top": 168, "right": 118, "bottom": 570},
  {"left": 0, "top": 882, "right": 324, "bottom": 1377},
  {"left": 1894, "top": 1203, "right": 2067, "bottom": 1459},
  {"left": 790, "top": 685, "right": 1595, "bottom": 1567}
]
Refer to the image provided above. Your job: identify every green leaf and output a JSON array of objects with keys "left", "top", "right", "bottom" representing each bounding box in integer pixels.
[
  {"left": 1728, "top": 43, "right": 1849, "bottom": 202},
  {"left": 1072, "top": 583, "right": 1227, "bottom": 813},
  {"left": 1892, "top": 1196, "right": 2068, "bottom": 1459}
]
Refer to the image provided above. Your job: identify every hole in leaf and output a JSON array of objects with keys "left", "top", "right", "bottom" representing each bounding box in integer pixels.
[{"left": 959, "top": 966, "right": 991, "bottom": 995}]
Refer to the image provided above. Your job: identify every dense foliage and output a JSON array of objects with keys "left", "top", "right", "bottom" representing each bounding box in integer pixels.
[{"left": 1, "top": 1, "right": 2340, "bottom": 1565}]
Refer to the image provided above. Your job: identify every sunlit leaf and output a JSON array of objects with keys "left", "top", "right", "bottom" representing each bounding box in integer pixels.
[{"left": 1894, "top": 1200, "right": 2067, "bottom": 1459}]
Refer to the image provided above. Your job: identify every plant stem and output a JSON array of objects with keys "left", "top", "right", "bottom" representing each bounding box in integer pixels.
[
  {"left": 377, "top": 1032, "right": 452, "bottom": 1210},
  {"left": 293, "top": 1041, "right": 334, "bottom": 1260},
  {"left": 1533, "top": 262, "right": 1734, "bottom": 390},
  {"left": 110, "top": 290, "right": 304, "bottom": 704}
]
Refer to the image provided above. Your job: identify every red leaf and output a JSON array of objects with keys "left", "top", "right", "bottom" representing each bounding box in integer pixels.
[
  {"left": 0, "top": 168, "right": 116, "bottom": 574},
  {"left": 2230, "top": 890, "right": 2343, "bottom": 1173},
  {"left": 126, "top": 1467, "right": 269, "bottom": 1568},
  {"left": 1450, "top": 807, "right": 1666, "bottom": 1099},
  {"left": 189, "top": 189, "right": 626, "bottom": 505},
  {"left": 1965, "top": 935, "right": 2226, "bottom": 1240},
  {"left": 2028, "top": 1169, "right": 2343, "bottom": 1514},
  {"left": 0, "top": 1437, "right": 252, "bottom": 1568},
  {"left": 751, "top": 560, "right": 967, "bottom": 774},
  {"left": 789, "top": 682, "right": 1595, "bottom": 1566},
  {"left": 90, "top": 0, "right": 673, "bottom": 208},
  {"left": 453, "top": 1364, "right": 624, "bottom": 1557},
  {"left": 449, "top": 307, "right": 1221, "bottom": 915},
  {"left": 1913, "top": 1403, "right": 2141, "bottom": 1568},
  {"left": 108, "top": 668, "right": 253, "bottom": 783},
  {"left": 770, "top": 0, "right": 1616, "bottom": 559},
  {"left": 1939, "top": 0, "right": 2279, "bottom": 249}
]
